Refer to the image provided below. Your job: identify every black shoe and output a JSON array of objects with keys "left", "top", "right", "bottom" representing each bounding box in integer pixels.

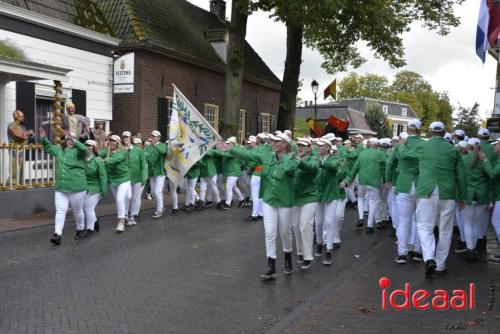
[
  {"left": 411, "top": 252, "right": 423, "bottom": 262},
  {"left": 453, "top": 225, "right": 459, "bottom": 234},
  {"left": 94, "top": 219, "right": 100, "bottom": 232},
  {"left": 363, "top": 211, "right": 368, "bottom": 216},
  {"left": 323, "top": 251, "right": 332, "bottom": 266},
  {"left": 395, "top": 255, "right": 407, "bottom": 264},
  {"left": 74, "top": 230, "right": 85, "bottom": 240},
  {"left": 301, "top": 260, "right": 312, "bottom": 269},
  {"left": 387, "top": 217, "right": 393, "bottom": 227},
  {"left": 260, "top": 257, "right": 276, "bottom": 280},
  {"left": 477, "top": 237, "right": 486, "bottom": 251},
  {"left": 258, "top": 215, "right": 264, "bottom": 220},
  {"left": 284, "top": 252, "right": 293, "bottom": 274},
  {"left": 86, "top": 229, "right": 94, "bottom": 237},
  {"left": 333, "top": 243, "right": 341, "bottom": 249},
  {"left": 454, "top": 240, "right": 467, "bottom": 253},
  {"left": 356, "top": 219, "right": 364, "bottom": 227},
  {"left": 245, "top": 215, "right": 259, "bottom": 222},
  {"left": 366, "top": 227, "right": 374, "bottom": 234},
  {"left": 466, "top": 249, "right": 477, "bottom": 261},
  {"left": 297, "top": 255, "right": 304, "bottom": 263},
  {"left": 238, "top": 199, "right": 247, "bottom": 208},
  {"left": 194, "top": 200, "right": 202, "bottom": 211},
  {"left": 374, "top": 221, "right": 384, "bottom": 229},
  {"left": 50, "top": 233, "right": 61, "bottom": 245},
  {"left": 182, "top": 204, "right": 194, "bottom": 212},
  {"left": 425, "top": 260, "right": 436, "bottom": 276},
  {"left": 171, "top": 209, "right": 179, "bottom": 215},
  {"left": 315, "top": 243, "right": 323, "bottom": 257},
  {"left": 217, "top": 202, "right": 230, "bottom": 210}
]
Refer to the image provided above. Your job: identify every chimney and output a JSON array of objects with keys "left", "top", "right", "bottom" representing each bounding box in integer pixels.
[{"left": 210, "top": 0, "right": 226, "bottom": 20}]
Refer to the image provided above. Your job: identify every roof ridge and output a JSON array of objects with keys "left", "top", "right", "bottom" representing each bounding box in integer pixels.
[{"left": 123, "top": 0, "right": 148, "bottom": 41}]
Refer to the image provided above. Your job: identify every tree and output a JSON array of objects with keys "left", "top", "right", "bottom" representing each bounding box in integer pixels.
[
  {"left": 391, "top": 71, "right": 432, "bottom": 94},
  {"left": 338, "top": 73, "right": 390, "bottom": 99},
  {"left": 364, "top": 103, "right": 392, "bottom": 138},
  {"left": 453, "top": 103, "right": 481, "bottom": 137},
  {"left": 221, "top": 0, "right": 249, "bottom": 137}
]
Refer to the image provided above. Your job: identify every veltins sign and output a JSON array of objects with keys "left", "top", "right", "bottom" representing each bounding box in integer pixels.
[{"left": 113, "top": 53, "right": 134, "bottom": 93}]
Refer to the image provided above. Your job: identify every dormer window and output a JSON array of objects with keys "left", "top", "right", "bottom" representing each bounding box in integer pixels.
[
  {"left": 402, "top": 107, "right": 407, "bottom": 116},
  {"left": 205, "top": 29, "right": 228, "bottom": 63},
  {"left": 383, "top": 105, "right": 388, "bottom": 114}
]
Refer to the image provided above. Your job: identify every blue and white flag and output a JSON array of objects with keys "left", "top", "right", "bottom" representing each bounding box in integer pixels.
[
  {"left": 476, "top": 0, "right": 490, "bottom": 63},
  {"left": 165, "top": 84, "right": 222, "bottom": 186}
]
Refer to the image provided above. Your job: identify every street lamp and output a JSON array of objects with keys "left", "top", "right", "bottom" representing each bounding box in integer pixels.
[{"left": 311, "top": 79, "right": 319, "bottom": 120}]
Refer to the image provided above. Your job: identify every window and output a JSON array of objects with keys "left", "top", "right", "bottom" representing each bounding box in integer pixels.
[
  {"left": 383, "top": 105, "right": 389, "bottom": 114},
  {"left": 402, "top": 108, "right": 407, "bottom": 117},
  {"left": 204, "top": 104, "right": 219, "bottom": 132},
  {"left": 261, "top": 112, "right": 271, "bottom": 133},
  {"left": 238, "top": 109, "right": 246, "bottom": 144},
  {"left": 158, "top": 96, "right": 173, "bottom": 141},
  {"left": 393, "top": 124, "right": 398, "bottom": 137}
]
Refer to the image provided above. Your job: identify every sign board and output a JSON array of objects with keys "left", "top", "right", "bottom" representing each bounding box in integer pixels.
[
  {"left": 494, "top": 92, "right": 500, "bottom": 115},
  {"left": 113, "top": 53, "right": 134, "bottom": 93}
]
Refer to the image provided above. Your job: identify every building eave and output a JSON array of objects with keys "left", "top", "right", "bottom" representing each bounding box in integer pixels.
[
  {"left": 0, "top": 1, "right": 121, "bottom": 46},
  {"left": 0, "top": 55, "right": 71, "bottom": 84}
]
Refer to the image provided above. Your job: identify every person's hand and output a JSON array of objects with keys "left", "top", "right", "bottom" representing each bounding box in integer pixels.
[
  {"left": 39, "top": 128, "right": 46, "bottom": 138},
  {"left": 339, "top": 182, "right": 346, "bottom": 189}
]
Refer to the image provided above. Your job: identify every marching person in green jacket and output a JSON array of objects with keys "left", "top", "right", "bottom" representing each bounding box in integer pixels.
[
  {"left": 184, "top": 161, "right": 201, "bottom": 211},
  {"left": 40, "top": 128, "right": 87, "bottom": 245},
  {"left": 489, "top": 140, "right": 500, "bottom": 263},
  {"left": 199, "top": 149, "right": 223, "bottom": 209},
  {"left": 314, "top": 138, "right": 341, "bottom": 265},
  {"left": 386, "top": 120, "right": 424, "bottom": 265},
  {"left": 345, "top": 134, "right": 366, "bottom": 219},
  {"left": 376, "top": 138, "right": 392, "bottom": 228},
  {"left": 122, "top": 132, "right": 148, "bottom": 225},
  {"left": 460, "top": 138, "right": 495, "bottom": 261},
  {"left": 83, "top": 140, "right": 107, "bottom": 236},
  {"left": 245, "top": 133, "right": 271, "bottom": 221},
  {"left": 99, "top": 135, "right": 131, "bottom": 233},
  {"left": 213, "top": 137, "right": 246, "bottom": 209},
  {"left": 143, "top": 130, "right": 168, "bottom": 218},
  {"left": 229, "top": 133, "right": 298, "bottom": 280},
  {"left": 292, "top": 137, "right": 320, "bottom": 269},
  {"left": 403, "top": 121, "right": 466, "bottom": 276},
  {"left": 341, "top": 137, "right": 386, "bottom": 234}
]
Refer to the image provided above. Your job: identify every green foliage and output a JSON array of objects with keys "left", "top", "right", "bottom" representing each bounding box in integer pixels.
[
  {"left": 364, "top": 103, "right": 392, "bottom": 138},
  {"left": 75, "top": 0, "right": 114, "bottom": 35},
  {"left": 453, "top": 103, "right": 481, "bottom": 138},
  {"left": 338, "top": 73, "right": 390, "bottom": 99},
  {"left": 294, "top": 117, "right": 309, "bottom": 138},
  {"left": 0, "top": 39, "right": 25, "bottom": 60}
]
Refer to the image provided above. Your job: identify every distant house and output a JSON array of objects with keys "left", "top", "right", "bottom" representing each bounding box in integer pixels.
[
  {"left": 339, "top": 98, "right": 418, "bottom": 136},
  {"left": 296, "top": 104, "right": 377, "bottom": 137}
]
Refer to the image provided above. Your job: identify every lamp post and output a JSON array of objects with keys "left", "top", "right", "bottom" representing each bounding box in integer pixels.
[{"left": 311, "top": 79, "right": 319, "bottom": 120}]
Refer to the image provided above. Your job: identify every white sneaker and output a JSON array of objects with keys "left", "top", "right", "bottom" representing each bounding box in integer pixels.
[
  {"left": 152, "top": 209, "right": 164, "bottom": 219},
  {"left": 126, "top": 215, "right": 137, "bottom": 226},
  {"left": 116, "top": 221, "right": 125, "bottom": 233}
]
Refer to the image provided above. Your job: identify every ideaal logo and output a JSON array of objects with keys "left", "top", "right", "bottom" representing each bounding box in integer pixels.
[{"left": 379, "top": 277, "right": 475, "bottom": 310}]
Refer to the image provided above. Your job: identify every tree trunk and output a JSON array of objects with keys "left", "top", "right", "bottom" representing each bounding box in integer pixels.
[
  {"left": 221, "top": 0, "right": 248, "bottom": 138},
  {"left": 277, "top": 22, "right": 303, "bottom": 131}
]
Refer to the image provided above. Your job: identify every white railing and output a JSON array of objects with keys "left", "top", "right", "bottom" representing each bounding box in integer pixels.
[{"left": 0, "top": 143, "right": 55, "bottom": 191}]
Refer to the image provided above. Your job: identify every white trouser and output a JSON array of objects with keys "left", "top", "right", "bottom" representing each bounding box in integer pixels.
[
  {"left": 216, "top": 173, "right": 225, "bottom": 199},
  {"left": 410, "top": 212, "right": 421, "bottom": 253},
  {"left": 416, "top": 188, "right": 456, "bottom": 270},
  {"left": 250, "top": 175, "right": 263, "bottom": 217},
  {"left": 479, "top": 207, "right": 490, "bottom": 238},
  {"left": 314, "top": 200, "right": 338, "bottom": 250},
  {"left": 376, "top": 184, "right": 389, "bottom": 222},
  {"left": 186, "top": 178, "right": 198, "bottom": 205},
  {"left": 461, "top": 203, "right": 488, "bottom": 250},
  {"left": 389, "top": 186, "right": 399, "bottom": 229},
  {"left": 334, "top": 198, "right": 348, "bottom": 243},
  {"left": 167, "top": 179, "right": 178, "bottom": 210},
  {"left": 357, "top": 185, "right": 367, "bottom": 220},
  {"left": 225, "top": 176, "right": 244, "bottom": 206},
  {"left": 262, "top": 203, "right": 293, "bottom": 259},
  {"left": 365, "top": 186, "right": 380, "bottom": 228},
  {"left": 292, "top": 202, "right": 318, "bottom": 261},
  {"left": 346, "top": 183, "right": 357, "bottom": 203},
  {"left": 84, "top": 192, "right": 101, "bottom": 231},
  {"left": 455, "top": 207, "right": 465, "bottom": 242},
  {"left": 126, "top": 183, "right": 144, "bottom": 217},
  {"left": 493, "top": 201, "right": 500, "bottom": 240},
  {"left": 150, "top": 175, "right": 166, "bottom": 212},
  {"left": 396, "top": 184, "right": 418, "bottom": 256},
  {"left": 200, "top": 175, "right": 221, "bottom": 203},
  {"left": 238, "top": 172, "right": 251, "bottom": 198},
  {"left": 111, "top": 181, "right": 132, "bottom": 219},
  {"left": 54, "top": 191, "right": 86, "bottom": 235}
]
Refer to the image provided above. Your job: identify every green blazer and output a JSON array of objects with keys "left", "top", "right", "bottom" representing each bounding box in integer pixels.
[
  {"left": 85, "top": 156, "right": 107, "bottom": 195},
  {"left": 318, "top": 155, "right": 341, "bottom": 202},
  {"left": 199, "top": 150, "right": 217, "bottom": 178},
  {"left": 144, "top": 143, "right": 168, "bottom": 177},
  {"left": 344, "top": 147, "right": 385, "bottom": 188},
  {"left": 128, "top": 146, "right": 148, "bottom": 185},
  {"left": 461, "top": 153, "right": 494, "bottom": 204},
  {"left": 99, "top": 148, "right": 130, "bottom": 186},
  {"left": 294, "top": 154, "right": 320, "bottom": 206},
  {"left": 386, "top": 137, "right": 423, "bottom": 194},
  {"left": 213, "top": 150, "right": 242, "bottom": 177}
]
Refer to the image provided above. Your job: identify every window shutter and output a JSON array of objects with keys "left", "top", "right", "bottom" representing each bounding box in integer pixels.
[
  {"left": 257, "top": 113, "right": 262, "bottom": 133},
  {"left": 71, "top": 89, "right": 87, "bottom": 116},
  {"left": 157, "top": 97, "right": 169, "bottom": 142},
  {"left": 245, "top": 111, "right": 252, "bottom": 137},
  {"left": 16, "top": 81, "right": 35, "bottom": 132}
]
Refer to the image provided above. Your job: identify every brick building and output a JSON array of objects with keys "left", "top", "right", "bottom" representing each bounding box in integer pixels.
[{"left": 101, "top": 0, "right": 281, "bottom": 142}]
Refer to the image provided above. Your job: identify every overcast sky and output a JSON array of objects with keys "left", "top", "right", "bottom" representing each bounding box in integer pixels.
[{"left": 187, "top": 0, "right": 497, "bottom": 119}]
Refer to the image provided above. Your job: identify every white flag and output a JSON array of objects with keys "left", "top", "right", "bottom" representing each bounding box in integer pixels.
[{"left": 165, "top": 84, "right": 222, "bottom": 186}]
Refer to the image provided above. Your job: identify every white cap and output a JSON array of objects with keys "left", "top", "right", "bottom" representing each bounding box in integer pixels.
[
  {"left": 315, "top": 138, "right": 332, "bottom": 147},
  {"left": 323, "top": 133, "right": 336, "bottom": 141},
  {"left": 225, "top": 137, "right": 237, "bottom": 144},
  {"left": 297, "top": 137, "right": 311, "bottom": 146},
  {"left": 429, "top": 121, "right": 444, "bottom": 131},
  {"left": 283, "top": 129, "right": 292, "bottom": 136},
  {"left": 122, "top": 131, "right": 131, "bottom": 137},
  {"left": 274, "top": 130, "right": 283, "bottom": 135},
  {"left": 110, "top": 135, "right": 121, "bottom": 142},
  {"left": 248, "top": 135, "right": 256, "bottom": 141},
  {"left": 66, "top": 132, "right": 77, "bottom": 140},
  {"left": 444, "top": 133, "right": 452, "bottom": 141},
  {"left": 454, "top": 129, "right": 465, "bottom": 137},
  {"left": 355, "top": 134, "right": 364, "bottom": 139},
  {"left": 85, "top": 140, "right": 96, "bottom": 146},
  {"left": 458, "top": 140, "right": 468, "bottom": 149},
  {"left": 343, "top": 139, "right": 351, "bottom": 144},
  {"left": 257, "top": 133, "right": 266, "bottom": 140},
  {"left": 362, "top": 139, "right": 368, "bottom": 145},
  {"left": 133, "top": 138, "right": 143, "bottom": 145},
  {"left": 369, "top": 137, "right": 379, "bottom": 145},
  {"left": 467, "top": 138, "right": 480, "bottom": 146},
  {"left": 381, "top": 138, "right": 391, "bottom": 146},
  {"left": 492, "top": 140, "right": 498, "bottom": 145},
  {"left": 399, "top": 132, "right": 409, "bottom": 141},
  {"left": 269, "top": 133, "right": 291, "bottom": 143},
  {"left": 408, "top": 119, "right": 422, "bottom": 130},
  {"left": 478, "top": 128, "right": 490, "bottom": 136},
  {"left": 151, "top": 130, "right": 161, "bottom": 137},
  {"left": 464, "top": 136, "right": 469, "bottom": 141},
  {"left": 392, "top": 136, "right": 399, "bottom": 141},
  {"left": 335, "top": 137, "right": 343, "bottom": 141}
]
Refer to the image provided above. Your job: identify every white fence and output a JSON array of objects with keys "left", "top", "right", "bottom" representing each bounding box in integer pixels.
[{"left": 0, "top": 143, "right": 55, "bottom": 190}]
